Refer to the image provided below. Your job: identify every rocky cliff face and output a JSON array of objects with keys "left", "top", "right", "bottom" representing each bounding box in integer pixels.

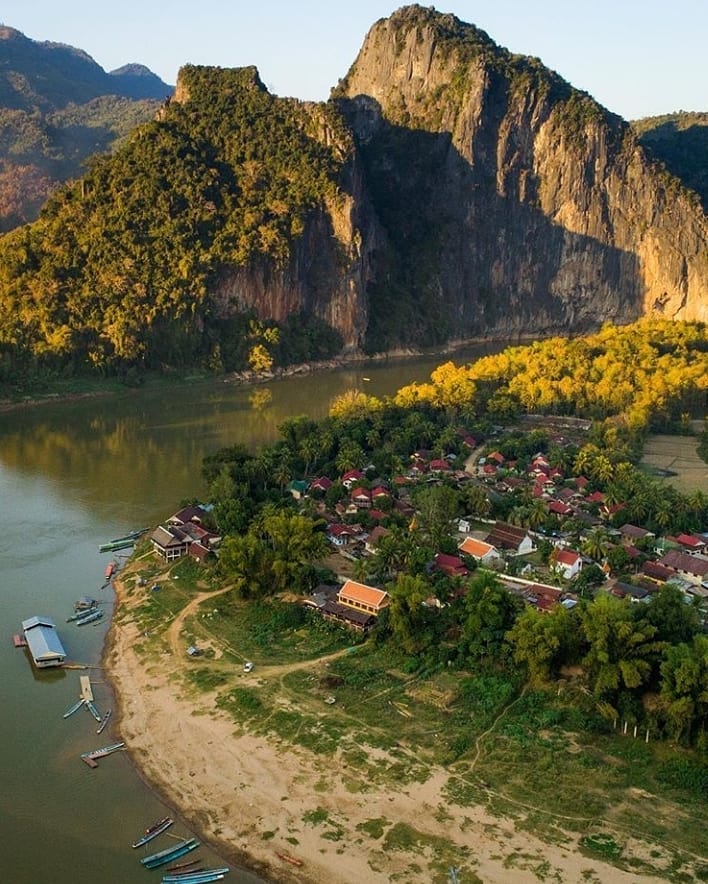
[{"left": 334, "top": 5, "right": 707, "bottom": 346}]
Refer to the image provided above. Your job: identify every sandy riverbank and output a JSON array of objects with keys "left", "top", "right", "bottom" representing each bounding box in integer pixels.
[{"left": 104, "top": 562, "right": 675, "bottom": 884}]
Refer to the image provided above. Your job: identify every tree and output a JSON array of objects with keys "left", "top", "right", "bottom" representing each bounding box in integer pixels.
[
  {"left": 506, "top": 604, "right": 580, "bottom": 685},
  {"left": 581, "top": 595, "right": 665, "bottom": 698},
  {"left": 659, "top": 635, "right": 708, "bottom": 745},
  {"left": 387, "top": 573, "right": 435, "bottom": 655},
  {"left": 412, "top": 484, "right": 460, "bottom": 551},
  {"left": 461, "top": 572, "right": 523, "bottom": 661},
  {"left": 219, "top": 506, "right": 328, "bottom": 597},
  {"left": 644, "top": 585, "right": 701, "bottom": 645},
  {"left": 581, "top": 526, "right": 612, "bottom": 563}
]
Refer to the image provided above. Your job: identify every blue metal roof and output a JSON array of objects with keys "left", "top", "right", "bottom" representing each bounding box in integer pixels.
[{"left": 22, "top": 616, "right": 66, "bottom": 663}]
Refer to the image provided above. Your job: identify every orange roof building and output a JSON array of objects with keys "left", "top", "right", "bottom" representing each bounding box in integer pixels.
[
  {"left": 338, "top": 579, "right": 390, "bottom": 615},
  {"left": 458, "top": 537, "right": 499, "bottom": 562}
]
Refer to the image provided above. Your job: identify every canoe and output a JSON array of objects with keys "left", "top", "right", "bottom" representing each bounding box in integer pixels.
[
  {"left": 162, "top": 870, "right": 229, "bottom": 884},
  {"left": 109, "top": 528, "right": 147, "bottom": 544},
  {"left": 165, "top": 859, "right": 202, "bottom": 872},
  {"left": 131, "top": 815, "right": 174, "bottom": 848},
  {"left": 76, "top": 609, "right": 104, "bottom": 626},
  {"left": 276, "top": 852, "right": 303, "bottom": 867},
  {"left": 141, "top": 838, "right": 199, "bottom": 869},
  {"left": 100, "top": 539, "right": 135, "bottom": 553},
  {"left": 81, "top": 741, "right": 125, "bottom": 760},
  {"left": 62, "top": 699, "right": 85, "bottom": 718},
  {"left": 96, "top": 709, "right": 112, "bottom": 734},
  {"left": 85, "top": 700, "right": 102, "bottom": 722}
]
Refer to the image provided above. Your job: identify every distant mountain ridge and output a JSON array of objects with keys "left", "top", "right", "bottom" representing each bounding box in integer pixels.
[
  {"left": 0, "top": 25, "right": 171, "bottom": 230},
  {"left": 0, "top": 6, "right": 704, "bottom": 378}
]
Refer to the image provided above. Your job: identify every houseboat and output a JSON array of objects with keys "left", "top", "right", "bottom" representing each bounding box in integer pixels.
[{"left": 21, "top": 616, "right": 66, "bottom": 668}]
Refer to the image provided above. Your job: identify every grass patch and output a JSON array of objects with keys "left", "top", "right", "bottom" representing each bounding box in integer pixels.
[
  {"left": 580, "top": 833, "right": 623, "bottom": 860},
  {"left": 356, "top": 817, "right": 390, "bottom": 839}
]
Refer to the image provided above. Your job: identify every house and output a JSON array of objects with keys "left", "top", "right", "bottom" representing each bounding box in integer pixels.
[
  {"left": 309, "top": 476, "right": 333, "bottom": 494},
  {"left": 327, "top": 523, "right": 353, "bottom": 546},
  {"left": 429, "top": 459, "right": 451, "bottom": 473},
  {"left": 320, "top": 600, "right": 377, "bottom": 632},
  {"left": 365, "top": 526, "right": 390, "bottom": 554},
  {"left": 548, "top": 500, "right": 573, "bottom": 517},
  {"left": 675, "top": 533, "right": 706, "bottom": 553},
  {"left": 659, "top": 551, "right": 708, "bottom": 585},
  {"left": 434, "top": 553, "right": 469, "bottom": 579},
  {"left": 22, "top": 616, "right": 66, "bottom": 668},
  {"left": 609, "top": 581, "right": 651, "bottom": 603},
  {"left": 168, "top": 504, "right": 209, "bottom": 526},
  {"left": 151, "top": 521, "right": 218, "bottom": 562},
  {"left": 523, "top": 583, "right": 562, "bottom": 613},
  {"left": 350, "top": 487, "right": 372, "bottom": 509},
  {"left": 485, "top": 522, "right": 534, "bottom": 555},
  {"left": 553, "top": 549, "right": 583, "bottom": 580},
  {"left": 338, "top": 579, "right": 390, "bottom": 615},
  {"left": 619, "top": 524, "right": 655, "bottom": 544},
  {"left": 150, "top": 525, "right": 190, "bottom": 561},
  {"left": 370, "top": 485, "right": 391, "bottom": 502},
  {"left": 641, "top": 561, "right": 676, "bottom": 584},
  {"left": 286, "top": 479, "right": 309, "bottom": 500},
  {"left": 458, "top": 537, "right": 500, "bottom": 564},
  {"left": 341, "top": 469, "right": 363, "bottom": 489}
]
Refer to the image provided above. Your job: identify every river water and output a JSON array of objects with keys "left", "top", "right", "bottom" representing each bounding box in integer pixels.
[{"left": 0, "top": 347, "right": 496, "bottom": 883}]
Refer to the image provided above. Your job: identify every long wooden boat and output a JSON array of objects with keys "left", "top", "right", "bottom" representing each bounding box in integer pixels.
[
  {"left": 165, "top": 858, "right": 202, "bottom": 872},
  {"left": 62, "top": 699, "right": 85, "bottom": 718},
  {"left": 131, "top": 815, "right": 174, "bottom": 848},
  {"left": 276, "top": 852, "right": 303, "bottom": 867},
  {"left": 96, "top": 709, "right": 112, "bottom": 734},
  {"left": 76, "top": 608, "right": 104, "bottom": 626},
  {"left": 161, "top": 870, "right": 229, "bottom": 884},
  {"left": 100, "top": 539, "right": 135, "bottom": 553},
  {"left": 163, "top": 865, "right": 204, "bottom": 877},
  {"left": 141, "top": 838, "right": 199, "bottom": 869},
  {"left": 109, "top": 528, "right": 148, "bottom": 544},
  {"left": 85, "top": 700, "right": 102, "bottom": 722},
  {"left": 81, "top": 740, "right": 125, "bottom": 761}
]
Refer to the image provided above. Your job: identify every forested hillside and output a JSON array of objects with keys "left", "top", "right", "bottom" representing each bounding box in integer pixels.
[
  {"left": 0, "top": 65, "right": 351, "bottom": 378},
  {"left": 0, "top": 7, "right": 705, "bottom": 384}
]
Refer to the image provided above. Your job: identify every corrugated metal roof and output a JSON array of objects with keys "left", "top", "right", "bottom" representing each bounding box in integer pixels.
[{"left": 22, "top": 616, "right": 66, "bottom": 663}]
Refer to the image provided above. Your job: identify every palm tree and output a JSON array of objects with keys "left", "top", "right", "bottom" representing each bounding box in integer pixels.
[{"left": 581, "top": 527, "right": 611, "bottom": 563}]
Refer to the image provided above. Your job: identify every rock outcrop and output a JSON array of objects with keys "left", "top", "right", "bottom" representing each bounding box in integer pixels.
[{"left": 334, "top": 5, "right": 706, "bottom": 347}]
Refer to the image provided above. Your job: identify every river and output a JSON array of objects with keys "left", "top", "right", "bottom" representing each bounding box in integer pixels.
[{"left": 0, "top": 346, "right": 498, "bottom": 883}]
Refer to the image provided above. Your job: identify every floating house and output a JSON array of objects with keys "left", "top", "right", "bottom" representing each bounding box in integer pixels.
[{"left": 22, "top": 616, "right": 66, "bottom": 668}]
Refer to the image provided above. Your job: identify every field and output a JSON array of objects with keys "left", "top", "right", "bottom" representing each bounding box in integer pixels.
[{"left": 640, "top": 434, "right": 708, "bottom": 493}]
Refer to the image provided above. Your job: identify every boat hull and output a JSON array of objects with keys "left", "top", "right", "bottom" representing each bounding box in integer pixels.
[{"left": 141, "top": 838, "right": 199, "bottom": 869}]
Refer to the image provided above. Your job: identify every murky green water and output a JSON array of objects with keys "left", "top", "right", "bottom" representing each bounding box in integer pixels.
[{"left": 0, "top": 347, "right": 498, "bottom": 882}]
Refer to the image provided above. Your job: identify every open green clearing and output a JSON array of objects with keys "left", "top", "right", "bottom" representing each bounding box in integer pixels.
[{"left": 124, "top": 555, "right": 708, "bottom": 881}]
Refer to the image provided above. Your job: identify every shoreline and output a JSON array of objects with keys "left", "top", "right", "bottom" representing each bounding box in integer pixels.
[
  {"left": 104, "top": 564, "right": 672, "bottom": 884},
  {"left": 0, "top": 333, "right": 539, "bottom": 414}
]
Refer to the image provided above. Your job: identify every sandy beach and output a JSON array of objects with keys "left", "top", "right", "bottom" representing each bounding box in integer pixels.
[{"left": 106, "top": 563, "right": 676, "bottom": 884}]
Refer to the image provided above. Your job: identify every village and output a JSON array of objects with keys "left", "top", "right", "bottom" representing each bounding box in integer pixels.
[{"left": 145, "top": 422, "right": 708, "bottom": 636}]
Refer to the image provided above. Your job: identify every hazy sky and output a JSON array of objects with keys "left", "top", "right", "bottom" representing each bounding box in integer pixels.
[{"left": 1, "top": 1, "right": 705, "bottom": 120}]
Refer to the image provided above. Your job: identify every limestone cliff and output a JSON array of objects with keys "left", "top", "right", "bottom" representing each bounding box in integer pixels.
[{"left": 334, "top": 5, "right": 707, "bottom": 348}]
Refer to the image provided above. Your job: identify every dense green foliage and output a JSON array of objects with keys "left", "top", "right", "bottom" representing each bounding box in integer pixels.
[
  {"left": 633, "top": 112, "right": 708, "bottom": 212},
  {"left": 0, "top": 65, "right": 350, "bottom": 376},
  {"left": 199, "top": 319, "right": 707, "bottom": 748}
]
